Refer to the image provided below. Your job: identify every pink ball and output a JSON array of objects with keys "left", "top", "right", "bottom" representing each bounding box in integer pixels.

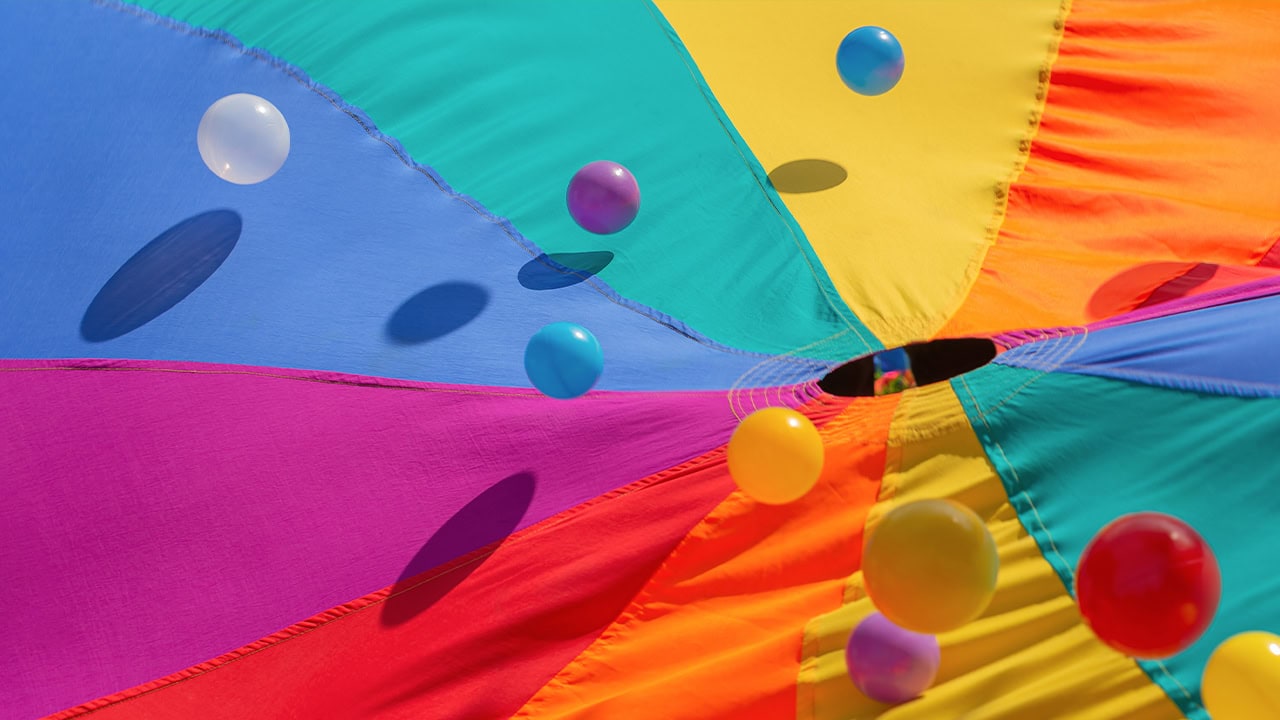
[
  {"left": 566, "top": 161, "right": 640, "bottom": 234},
  {"left": 845, "top": 612, "right": 941, "bottom": 704}
]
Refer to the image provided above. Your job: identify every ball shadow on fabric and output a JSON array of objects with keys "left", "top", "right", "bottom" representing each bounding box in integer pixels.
[
  {"left": 80, "top": 209, "right": 242, "bottom": 342},
  {"left": 1087, "top": 262, "right": 1221, "bottom": 322},
  {"left": 768, "top": 159, "right": 848, "bottom": 194},
  {"left": 386, "top": 281, "right": 490, "bottom": 344},
  {"left": 380, "top": 471, "right": 537, "bottom": 627},
  {"left": 517, "top": 251, "right": 615, "bottom": 291}
]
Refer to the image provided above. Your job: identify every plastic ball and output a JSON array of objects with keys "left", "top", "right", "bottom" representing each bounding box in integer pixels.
[
  {"left": 862, "top": 499, "right": 998, "bottom": 633},
  {"left": 1202, "top": 631, "right": 1280, "bottom": 719},
  {"left": 198, "top": 93, "right": 290, "bottom": 185},
  {"left": 1074, "top": 512, "right": 1220, "bottom": 659},
  {"left": 845, "top": 612, "right": 940, "bottom": 704},
  {"left": 566, "top": 161, "right": 640, "bottom": 234},
  {"left": 523, "top": 323, "right": 603, "bottom": 399},
  {"left": 836, "top": 26, "right": 905, "bottom": 96},
  {"left": 726, "top": 407, "right": 824, "bottom": 504}
]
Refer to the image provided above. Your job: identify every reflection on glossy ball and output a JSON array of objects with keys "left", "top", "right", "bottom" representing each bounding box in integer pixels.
[
  {"left": 1202, "top": 631, "right": 1280, "bottom": 719},
  {"left": 1075, "top": 512, "right": 1220, "bottom": 659},
  {"left": 862, "top": 499, "right": 999, "bottom": 633},
  {"left": 726, "top": 407, "right": 824, "bottom": 504},
  {"left": 198, "top": 93, "right": 290, "bottom": 185}
]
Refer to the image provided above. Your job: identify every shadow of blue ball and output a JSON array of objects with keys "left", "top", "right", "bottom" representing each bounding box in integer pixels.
[{"left": 386, "top": 281, "right": 489, "bottom": 344}]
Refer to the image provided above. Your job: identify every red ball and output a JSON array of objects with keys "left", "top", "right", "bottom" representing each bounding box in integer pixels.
[{"left": 1075, "top": 512, "right": 1221, "bottom": 659}]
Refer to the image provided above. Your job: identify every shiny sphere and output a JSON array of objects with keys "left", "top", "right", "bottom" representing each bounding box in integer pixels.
[
  {"left": 524, "top": 322, "right": 603, "bottom": 399},
  {"left": 1202, "top": 631, "right": 1280, "bottom": 719},
  {"left": 566, "top": 161, "right": 641, "bottom": 234},
  {"left": 726, "top": 407, "right": 824, "bottom": 504},
  {"left": 198, "top": 93, "right": 291, "bottom": 185},
  {"left": 1075, "top": 512, "right": 1220, "bottom": 659},
  {"left": 836, "top": 26, "right": 905, "bottom": 96},
  {"left": 862, "top": 499, "right": 999, "bottom": 633},
  {"left": 846, "top": 612, "right": 940, "bottom": 704}
]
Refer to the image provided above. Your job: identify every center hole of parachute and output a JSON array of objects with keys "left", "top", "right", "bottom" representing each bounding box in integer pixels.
[{"left": 818, "top": 338, "right": 997, "bottom": 397}]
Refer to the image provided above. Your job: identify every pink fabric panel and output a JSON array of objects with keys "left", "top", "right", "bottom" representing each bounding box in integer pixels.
[{"left": 1, "top": 358, "right": 810, "bottom": 715}]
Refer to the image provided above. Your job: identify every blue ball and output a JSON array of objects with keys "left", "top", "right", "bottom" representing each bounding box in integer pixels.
[
  {"left": 836, "top": 26, "right": 905, "bottom": 96},
  {"left": 524, "top": 322, "right": 603, "bottom": 399}
]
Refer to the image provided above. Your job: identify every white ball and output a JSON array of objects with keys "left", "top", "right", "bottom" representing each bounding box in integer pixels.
[{"left": 197, "top": 93, "right": 290, "bottom": 185}]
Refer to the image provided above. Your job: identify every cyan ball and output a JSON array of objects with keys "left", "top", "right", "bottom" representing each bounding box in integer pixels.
[
  {"left": 524, "top": 322, "right": 604, "bottom": 399},
  {"left": 836, "top": 26, "right": 905, "bottom": 96}
]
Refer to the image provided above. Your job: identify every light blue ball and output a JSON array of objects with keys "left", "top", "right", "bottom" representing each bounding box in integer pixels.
[
  {"left": 524, "top": 322, "right": 603, "bottom": 399},
  {"left": 836, "top": 26, "right": 905, "bottom": 96}
]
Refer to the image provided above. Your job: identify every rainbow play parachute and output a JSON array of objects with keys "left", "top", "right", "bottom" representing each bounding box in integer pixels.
[{"left": 5, "top": 2, "right": 1280, "bottom": 718}]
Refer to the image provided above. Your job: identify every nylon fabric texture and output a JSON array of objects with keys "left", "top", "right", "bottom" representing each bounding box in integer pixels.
[
  {"left": 999, "top": 291, "right": 1280, "bottom": 397},
  {"left": 514, "top": 394, "right": 895, "bottom": 719},
  {"left": 44, "top": 448, "right": 738, "bottom": 720},
  {"left": 799, "top": 383, "right": 1182, "bottom": 720},
  {"left": 0, "top": 0, "right": 780, "bottom": 391},
  {"left": 657, "top": 0, "right": 1069, "bottom": 345},
  {"left": 957, "top": 360, "right": 1280, "bottom": 717},
  {"left": 942, "top": 0, "right": 1280, "bottom": 337},
  {"left": 127, "top": 0, "right": 877, "bottom": 361},
  {"left": 8, "top": 0, "right": 1280, "bottom": 718},
  {"left": 1, "top": 358, "right": 779, "bottom": 718}
]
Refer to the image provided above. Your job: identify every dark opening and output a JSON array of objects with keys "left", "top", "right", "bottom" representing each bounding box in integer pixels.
[{"left": 818, "top": 338, "right": 997, "bottom": 397}]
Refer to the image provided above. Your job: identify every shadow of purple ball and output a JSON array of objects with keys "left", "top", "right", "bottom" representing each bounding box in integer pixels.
[
  {"left": 566, "top": 160, "right": 640, "bottom": 234},
  {"left": 845, "top": 612, "right": 940, "bottom": 705}
]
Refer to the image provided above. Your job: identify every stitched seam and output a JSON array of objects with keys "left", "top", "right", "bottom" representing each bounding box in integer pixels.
[
  {"left": 1036, "top": 363, "right": 1280, "bottom": 397},
  {"left": 957, "top": 377, "right": 1198, "bottom": 708},
  {"left": 51, "top": 441, "right": 733, "bottom": 718},
  {"left": 975, "top": 327, "right": 1090, "bottom": 418},
  {"left": 0, "top": 362, "right": 771, "bottom": 400},
  {"left": 520, "top": 398, "right": 890, "bottom": 718},
  {"left": 641, "top": 1, "right": 875, "bottom": 354},
  {"left": 726, "top": 329, "right": 851, "bottom": 420},
  {"left": 933, "top": 0, "right": 1075, "bottom": 338},
  {"left": 1091, "top": 276, "right": 1280, "bottom": 333},
  {"left": 52, "top": 390, "right": 847, "bottom": 717},
  {"left": 93, "top": 0, "right": 815, "bottom": 366}
]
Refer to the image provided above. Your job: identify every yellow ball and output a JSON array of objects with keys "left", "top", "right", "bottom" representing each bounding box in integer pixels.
[
  {"left": 862, "top": 499, "right": 999, "bottom": 634},
  {"left": 1202, "top": 631, "right": 1280, "bottom": 719},
  {"left": 726, "top": 408, "right": 824, "bottom": 504}
]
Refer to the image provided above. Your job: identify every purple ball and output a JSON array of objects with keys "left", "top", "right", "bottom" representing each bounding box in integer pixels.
[
  {"left": 566, "top": 160, "right": 640, "bottom": 234},
  {"left": 845, "top": 612, "right": 940, "bottom": 704}
]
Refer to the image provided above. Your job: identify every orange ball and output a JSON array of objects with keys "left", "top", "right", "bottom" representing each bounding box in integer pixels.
[
  {"left": 862, "top": 499, "right": 999, "bottom": 633},
  {"left": 726, "top": 408, "right": 824, "bottom": 504}
]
